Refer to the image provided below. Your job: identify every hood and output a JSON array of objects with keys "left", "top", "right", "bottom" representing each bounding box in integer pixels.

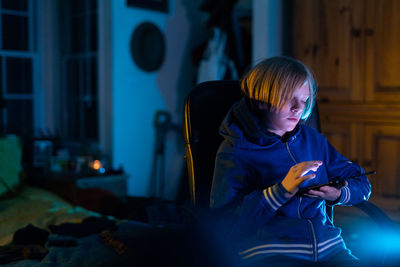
[{"left": 219, "top": 98, "right": 301, "bottom": 149}]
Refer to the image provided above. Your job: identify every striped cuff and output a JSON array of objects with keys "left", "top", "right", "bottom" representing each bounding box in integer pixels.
[
  {"left": 338, "top": 186, "right": 351, "bottom": 204},
  {"left": 262, "top": 183, "right": 291, "bottom": 211},
  {"left": 328, "top": 186, "right": 351, "bottom": 206}
]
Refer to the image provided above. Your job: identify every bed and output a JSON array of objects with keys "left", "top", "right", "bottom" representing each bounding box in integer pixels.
[
  {"left": 0, "top": 184, "right": 214, "bottom": 267},
  {"left": 0, "top": 136, "right": 129, "bottom": 266},
  {"left": 0, "top": 135, "right": 198, "bottom": 266}
]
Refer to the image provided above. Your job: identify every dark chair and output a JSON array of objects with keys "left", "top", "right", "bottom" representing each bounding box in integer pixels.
[{"left": 183, "top": 80, "right": 242, "bottom": 208}]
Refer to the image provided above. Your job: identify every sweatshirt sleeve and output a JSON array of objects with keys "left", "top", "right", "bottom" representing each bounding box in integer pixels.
[
  {"left": 210, "top": 151, "right": 291, "bottom": 231},
  {"left": 323, "top": 138, "right": 371, "bottom": 206}
]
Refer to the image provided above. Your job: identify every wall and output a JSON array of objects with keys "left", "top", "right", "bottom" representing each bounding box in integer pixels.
[
  {"left": 111, "top": 0, "right": 206, "bottom": 199},
  {"left": 252, "top": 0, "right": 283, "bottom": 64}
]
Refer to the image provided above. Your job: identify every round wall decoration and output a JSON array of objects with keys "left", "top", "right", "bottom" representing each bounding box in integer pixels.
[{"left": 130, "top": 22, "right": 166, "bottom": 72}]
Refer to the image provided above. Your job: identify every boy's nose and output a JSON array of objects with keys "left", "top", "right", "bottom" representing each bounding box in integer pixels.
[{"left": 291, "top": 102, "right": 300, "bottom": 113}]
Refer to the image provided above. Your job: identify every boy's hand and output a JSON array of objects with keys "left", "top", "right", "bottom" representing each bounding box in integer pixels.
[
  {"left": 281, "top": 161, "right": 323, "bottom": 196},
  {"left": 304, "top": 181, "right": 348, "bottom": 201}
]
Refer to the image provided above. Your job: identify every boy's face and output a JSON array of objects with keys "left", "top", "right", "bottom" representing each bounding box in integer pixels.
[{"left": 261, "top": 82, "right": 310, "bottom": 136}]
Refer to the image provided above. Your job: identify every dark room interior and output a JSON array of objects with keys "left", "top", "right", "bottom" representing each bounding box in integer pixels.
[{"left": 1, "top": 0, "right": 400, "bottom": 266}]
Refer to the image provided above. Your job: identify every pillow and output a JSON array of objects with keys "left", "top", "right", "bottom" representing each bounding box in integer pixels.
[{"left": 0, "top": 135, "right": 22, "bottom": 197}]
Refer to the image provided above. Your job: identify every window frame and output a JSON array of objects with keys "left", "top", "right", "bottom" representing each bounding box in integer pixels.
[{"left": 0, "top": 0, "right": 42, "bottom": 137}]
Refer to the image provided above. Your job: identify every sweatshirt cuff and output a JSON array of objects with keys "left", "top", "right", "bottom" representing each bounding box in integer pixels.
[
  {"left": 327, "top": 186, "right": 351, "bottom": 206},
  {"left": 262, "top": 183, "right": 291, "bottom": 211},
  {"left": 339, "top": 186, "right": 351, "bottom": 204}
]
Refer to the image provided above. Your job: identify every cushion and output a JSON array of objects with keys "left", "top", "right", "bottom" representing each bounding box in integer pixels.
[{"left": 0, "top": 135, "right": 22, "bottom": 197}]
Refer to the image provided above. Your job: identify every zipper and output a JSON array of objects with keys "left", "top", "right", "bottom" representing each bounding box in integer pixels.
[
  {"left": 298, "top": 197, "right": 302, "bottom": 218},
  {"left": 308, "top": 220, "right": 318, "bottom": 262},
  {"left": 285, "top": 142, "right": 302, "bottom": 218},
  {"left": 286, "top": 141, "right": 317, "bottom": 261},
  {"left": 285, "top": 142, "right": 297, "bottom": 164}
]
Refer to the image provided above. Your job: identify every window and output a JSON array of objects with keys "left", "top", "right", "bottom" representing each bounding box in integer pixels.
[
  {"left": 0, "top": 0, "right": 37, "bottom": 137},
  {"left": 60, "top": 0, "right": 98, "bottom": 141}
]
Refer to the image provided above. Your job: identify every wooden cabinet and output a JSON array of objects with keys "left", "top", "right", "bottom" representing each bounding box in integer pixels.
[
  {"left": 293, "top": 0, "right": 400, "bottom": 205},
  {"left": 365, "top": 0, "right": 400, "bottom": 102},
  {"left": 319, "top": 120, "right": 358, "bottom": 162},
  {"left": 363, "top": 125, "right": 400, "bottom": 197},
  {"left": 293, "top": 0, "right": 364, "bottom": 102}
]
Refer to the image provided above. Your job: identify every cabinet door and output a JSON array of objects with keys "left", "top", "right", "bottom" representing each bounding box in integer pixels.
[
  {"left": 293, "top": 0, "right": 364, "bottom": 102},
  {"left": 363, "top": 125, "right": 400, "bottom": 197},
  {"left": 321, "top": 120, "right": 359, "bottom": 163},
  {"left": 365, "top": 0, "right": 400, "bottom": 102}
]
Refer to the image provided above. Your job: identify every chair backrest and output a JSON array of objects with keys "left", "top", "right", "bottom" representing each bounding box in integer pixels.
[
  {"left": 183, "top": 80, "right": 321, "bottom": 208},
  {"left": 183, "top": 80, "right": 243, "bottom": 208}
]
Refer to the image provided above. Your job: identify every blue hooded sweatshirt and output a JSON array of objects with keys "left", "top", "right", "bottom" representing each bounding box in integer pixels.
[{"left": 210, "top": 98, "right": 371, "bottom": 262}]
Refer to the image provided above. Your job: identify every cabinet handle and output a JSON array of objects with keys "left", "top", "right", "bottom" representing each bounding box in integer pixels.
[
  {"left": 320, "top": 97, "right": 329, "bottom": 103},
  {"left": 363, "top": 161, "right": 372, "bottom": 167},
  {"left": 312, "top": 44, "right": 319, "bottom": 57},
  {"left": 365, "top": 29, "right": 374, "bottom": 36},
  {"left": 351, "top": 28, "right": 361, "bottom": 37}
]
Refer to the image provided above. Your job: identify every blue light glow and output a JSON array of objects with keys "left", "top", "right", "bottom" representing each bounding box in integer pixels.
[{"left": 348, "top": 223, "right": 400, "bottom": 264}]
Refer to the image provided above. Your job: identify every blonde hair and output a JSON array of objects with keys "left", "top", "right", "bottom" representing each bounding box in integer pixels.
[{"left": 241, "top": 57, "right": 317, "bottom": 120}]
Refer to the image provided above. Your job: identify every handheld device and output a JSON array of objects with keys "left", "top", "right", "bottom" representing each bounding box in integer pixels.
[{"left": 297, "top": 170, "right": 376, "bottom": 195}]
